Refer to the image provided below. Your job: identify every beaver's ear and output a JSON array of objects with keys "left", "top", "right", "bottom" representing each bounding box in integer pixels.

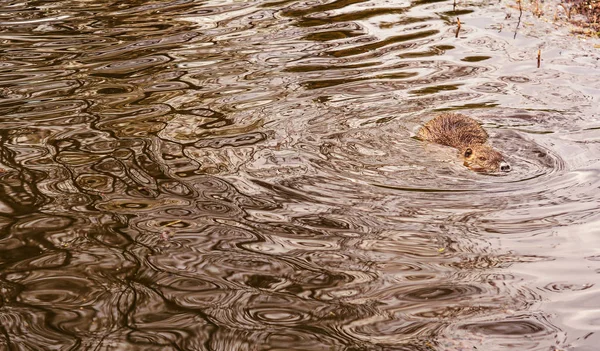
[{"left": 464, "top": 148, "right": 472, "bottom": 157}]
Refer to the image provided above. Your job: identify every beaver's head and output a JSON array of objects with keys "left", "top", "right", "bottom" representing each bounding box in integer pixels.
[{"left": 461, "top": 144, "right": 511, "bottom": 173}]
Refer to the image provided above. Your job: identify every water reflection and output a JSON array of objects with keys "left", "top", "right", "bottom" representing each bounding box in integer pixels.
[{"left": 1, "top": 0, "right": 600, "bottom": 350}]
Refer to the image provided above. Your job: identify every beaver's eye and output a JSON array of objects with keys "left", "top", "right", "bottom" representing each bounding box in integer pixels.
[
  {"left": 464, "top": 148, "right": 472, "bottom": 157},
  {"left": 479, "top": 156, "right": 487, "bottom": 161}
]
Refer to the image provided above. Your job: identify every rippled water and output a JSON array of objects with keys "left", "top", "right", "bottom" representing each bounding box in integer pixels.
[{"left": 0, "top": 0, "right": 599, "bottom": 350}]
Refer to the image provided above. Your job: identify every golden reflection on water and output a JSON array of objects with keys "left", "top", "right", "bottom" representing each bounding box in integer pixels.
[{"left": 0, "top": 0, "right": 599, "bottom": 350}]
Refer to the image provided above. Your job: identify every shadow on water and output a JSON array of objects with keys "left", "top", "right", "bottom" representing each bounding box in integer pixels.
[{"left": 0, "top": 0, "right": 600, "bottom": 350}]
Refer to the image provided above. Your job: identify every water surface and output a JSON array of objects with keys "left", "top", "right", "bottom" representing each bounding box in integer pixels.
[{"left": 1, "top": 0, "right": 599, "bottom": 350}]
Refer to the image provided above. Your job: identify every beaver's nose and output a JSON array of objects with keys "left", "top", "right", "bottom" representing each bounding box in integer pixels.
[{"left": 500, "top": 161, "right": 511, "bottom": 172}]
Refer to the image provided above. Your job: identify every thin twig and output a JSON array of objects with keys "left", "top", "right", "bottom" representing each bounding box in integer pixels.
[
  {"left": 559, "top": 3, "right": 572, "bottom": 20},
  {"left": 163, "top": 220, "right": 182, "bottom": 227},
  {"left": 514, "top": 1, "right": 523, "bottom": 39}
]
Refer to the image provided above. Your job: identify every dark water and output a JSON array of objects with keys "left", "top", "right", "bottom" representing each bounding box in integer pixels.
[{"left": 1, "top": 0, "right": 599, "bottom": 350}]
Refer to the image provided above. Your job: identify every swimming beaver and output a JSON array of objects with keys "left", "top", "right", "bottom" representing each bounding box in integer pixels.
[{"left": 417, "top": 113, "right": 511, "bottom": 173}]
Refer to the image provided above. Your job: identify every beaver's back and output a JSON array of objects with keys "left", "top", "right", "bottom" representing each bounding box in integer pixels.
[{"left": 417, "top": 113, "right": 488, "bottom": 148}]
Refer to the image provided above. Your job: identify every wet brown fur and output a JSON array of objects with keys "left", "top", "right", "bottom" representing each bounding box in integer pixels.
[{"left": 418, "top": 113, "right": 508, "bottom": 172}]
